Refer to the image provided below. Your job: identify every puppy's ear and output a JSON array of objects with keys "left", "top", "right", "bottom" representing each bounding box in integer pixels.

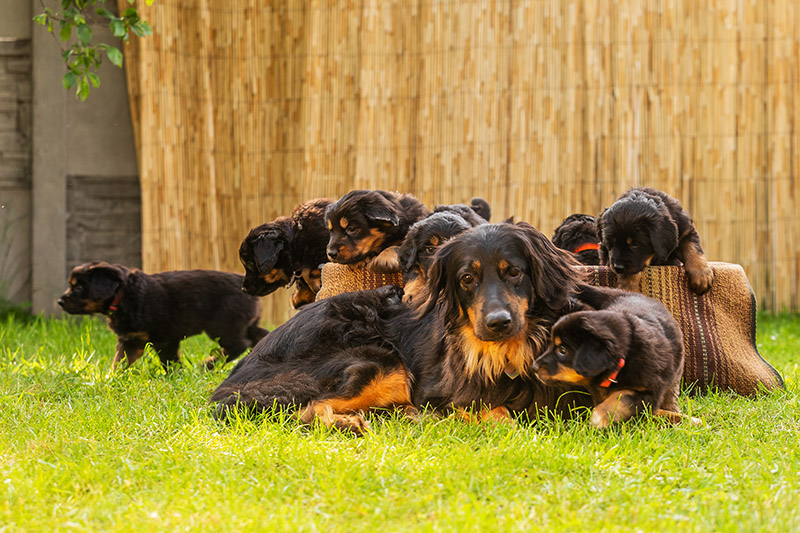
[
  {"left": 573, "top": 342, "right": 616, "bottom": 378},
  {"left": 417, "top": 239, "right": 459, "bottom": 321},
  {"left": 397, "top": 241, "right": 418, "bottom": 273},
  {"left": 369, "top": 246, "right": 401, "bottom": 273},
  {"left": 649, "top": 209, "right": 679, "bottom": 261},
  {"left": 365, "top": 195, "right": 401, "bottom": 226},
  {"left": 87, "top": 263, "right": 127, "bottom": 302},
  {"left": 516, "top": 222, "right": 580, "bottom": 311},
  {"left": 253, "top": 234, "right": 285, "bottom": 273}
]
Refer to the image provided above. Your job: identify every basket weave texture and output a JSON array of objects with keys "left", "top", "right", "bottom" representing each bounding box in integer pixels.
[{"left": 317, "top": 263, "right": 404, "bottom": 300}]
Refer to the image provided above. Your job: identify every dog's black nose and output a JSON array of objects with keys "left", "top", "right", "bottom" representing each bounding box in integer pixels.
[
  {"left": 485, "top": 310, "right": 512, "bottom": 333},
  {"left": 327, "top": 249, "right": 339, "bottom": 260},
  {"left": 57, "top": 297, "right": 65, "bottom": 307},
  {"left": 612, "top": 264, "right": 625, "bottom": 274}
]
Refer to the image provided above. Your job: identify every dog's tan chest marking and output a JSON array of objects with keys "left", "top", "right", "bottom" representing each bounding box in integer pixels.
[{"left": 457, "top": 325, "right": 533, "bottom": 383}]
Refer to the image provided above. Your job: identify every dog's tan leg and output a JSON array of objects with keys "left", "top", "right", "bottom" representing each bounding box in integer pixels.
[
  {"left": 481, "top": 406, "right": 515, "bottom": 424},
  {"left": 654, "top": 409, "right": 703, "bottom": 426},
  {"left": 680, "top": 240, "right": 713, "bottom": 294},
  {"left": 298, "top": 403, "right": 371, "bottom": 436},
  {"left": 112, "top": 339, "right": 145, "bottom": 370},
  {"left": 616, "top": 272, "right": 642, "bottom": 292},
  {"left": 589, "top": 390, "right": 640, "bottom": 428}
]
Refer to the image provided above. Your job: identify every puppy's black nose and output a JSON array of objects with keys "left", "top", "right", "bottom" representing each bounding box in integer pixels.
[
  {"left": 327, "top": 249, "right": 339, "bottom": 260},
  {"left": 485, "top": 310, "right": 512, "bottom": 333},
  {"left": 57, "top": 297, "right": 65, "bottom": 307},
  {"left": 612, "top": 264, "right": 625, "bottom": 274}
]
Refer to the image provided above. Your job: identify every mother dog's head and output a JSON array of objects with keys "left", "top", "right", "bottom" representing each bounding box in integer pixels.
[{"left": 421, "top": 222, "right": 581, "bottom": 336}]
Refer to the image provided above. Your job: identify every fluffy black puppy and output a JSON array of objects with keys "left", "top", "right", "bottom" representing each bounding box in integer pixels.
[
  {"left": 434, "top": 197, "right": 491, "bottom": 226},
  {"left": 59, "top": 262, "right": 267, "bottom": 369},
  {"left": 470, "top": 197, "right": 492, "bottom": 222},
  {"left": 211, "top": 223, "right": 591, "bottom": 435},
  {"left": 533, "top": 284, "right": 696, "bottom": 428},
  {"left": 325, "top": 190, "right": 430, "bottom": 268},
  {"left": 552, "top": 214, "right": 600, "bottom": 265},
  {"left": 240, "top": 198, "right": 333, "bottom": 309},
  {"left": 597, "top": 187, "right": 713, "bottom": 293}
]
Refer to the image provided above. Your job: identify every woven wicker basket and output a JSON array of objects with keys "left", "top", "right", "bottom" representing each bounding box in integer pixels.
[{"left": 317, "top": 263, "right": 404, "bottom": 300}]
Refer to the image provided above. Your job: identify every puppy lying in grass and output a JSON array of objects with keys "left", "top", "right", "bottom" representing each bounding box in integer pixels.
[{"left": 533, "top": 285, "right": 700, "bottom": 428}]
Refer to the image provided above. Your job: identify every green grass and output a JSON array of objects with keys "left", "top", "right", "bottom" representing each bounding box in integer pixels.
[{"left": 1, "top": 312, "right": 799, "bottom": 532}]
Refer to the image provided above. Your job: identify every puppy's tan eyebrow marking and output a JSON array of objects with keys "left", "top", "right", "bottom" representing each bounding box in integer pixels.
[
  {"left": 429, "top": 235, "right": 440, "bottom": 246},
  {"left": 327, "top": 219, "right": 333, "bottom": 230},
  {"left": 626, "top": 237, "right": 633, "bottom": 245},
  {"left": 339, "top": 217, "right": 349, "bottom": 230},
  {"left": 498, "top": 259, "right": 509, "bottom": 271},
  {"left": 470, "top": 260, "right": 481, "bottom": 272},
  {"left": 554, "top": 336, "right": 562, "bottom": 346}
]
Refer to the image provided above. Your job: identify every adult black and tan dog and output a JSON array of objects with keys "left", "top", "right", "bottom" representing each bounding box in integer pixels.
[
  {"left": 211, "top": 223, "right": 591, "bottom": 434},
  {"left": 59, "top": 262, "right": 267, "bottom": 369},
  {"left": 597, "top": 187, "right": 713, "bottom": 293},
  {"left": 240, "top": 198, "right": 333, "bottom": 309},
  {"left": 533, "top": 285, "right": 694, "bottom": 428},
  {"left": 324, "top": 189, "right": 429, "bottom": 269},
  {"left": 552, "top": 213, "right": 601, "bottom": 266}
]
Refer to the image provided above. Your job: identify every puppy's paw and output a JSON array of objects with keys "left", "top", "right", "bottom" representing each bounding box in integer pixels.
[
  {"left": 330, "top": 413, "right": 371, "bottom": 437},
  {"left": 367, "top": 246, "right": 401, "bottom": 273},
  {"left": 615, "top": 273, "right": 642, "bottom": 292},
  {"left": 589, "top": 409, "right": 612, "bottom": 429},
  {"left": 687, "top": 265, "right": 714, "bottom": 294}
]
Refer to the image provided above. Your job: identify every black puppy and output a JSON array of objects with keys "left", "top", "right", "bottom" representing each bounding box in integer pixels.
[
  {"left": 597, "top": 187, "right": 713, "bottom": 293},
  {"left": 552, "top": 214, "right": 600, "bottom": 265},
  {"left": 59, "top": 261, "right": 267, "bottom": 369},
  {"left": 533, "top": 285, "right": 696, "bottom": 428},
  {"left": 325, "top": 190, "right": 429, "bottom": 268},
  {"left": 240, "top": 198, "right": 332, "bottom": 308},
  {"left": 434, "top": 197, "right": 491, "bottom": 226}
]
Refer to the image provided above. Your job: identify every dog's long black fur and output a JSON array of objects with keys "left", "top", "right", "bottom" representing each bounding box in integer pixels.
[
  {"left": 59, "top": 262, "right": 267, "bottom": 369},
  {"left": 211, "top": 223, "right": 592, "bottom": 434}
]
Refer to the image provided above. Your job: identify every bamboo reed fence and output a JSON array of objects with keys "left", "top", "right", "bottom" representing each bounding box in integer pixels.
[{"left": 122, "top": 0, "right": 800, "bottom": 324}]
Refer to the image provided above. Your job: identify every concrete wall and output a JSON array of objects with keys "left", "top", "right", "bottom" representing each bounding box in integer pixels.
[{"left": 1, "top": 0, "right": 140, "bottom": 314}]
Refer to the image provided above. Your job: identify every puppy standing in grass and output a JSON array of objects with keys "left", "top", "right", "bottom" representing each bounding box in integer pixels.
[
  {"left": 58, "top": 262, "right": 267, "bottom": 369},
  {"left": 533, "top": 285, "right": 696, "bottom": 428},
  {"left": 597, "top": 187, "right": 713, "bottom": 293}
]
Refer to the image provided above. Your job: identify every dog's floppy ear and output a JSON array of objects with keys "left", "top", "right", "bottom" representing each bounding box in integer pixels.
[
  {"left": 364, "top": 194, "right": 401, "bottom": 226},
  {"left": 86, "top": 262, "right": 127, "bottom": 302},
  {"left": 417, "top": 239, "right": 459, "bottom": 320},
  {"left": 397, "top": 240, "right": 418, "bottom": 273},
  {"left": 649, "top": 207, "right": 679, "bottom": 261},
  {"left": 516, "top": 222, "right": 580, "bottom": 311},
  {"left": 573, "top": 342, "right": 617, "bottom": 378},
  {"left": 573, "top": 311, "right": 627, "bottom": 377},
  {"left": 252, "top": 233, "right": 285, "bottom": 273}
]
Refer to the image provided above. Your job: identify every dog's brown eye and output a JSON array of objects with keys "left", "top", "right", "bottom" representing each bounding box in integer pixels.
[
  {"left": 345, "top": 226, "right": 358, "bottom": 235},
  {"left": 460, "top": 273, "right": 474, "bottom": 286},
  {"left": 507, "top": 266, "right": 522, "bottom": 278},
  {"left": 557, "top": 346, "right": 567, "bottom": 356},
  {"left": 424, "top": 246, "right": 436, "bottom": 255}
]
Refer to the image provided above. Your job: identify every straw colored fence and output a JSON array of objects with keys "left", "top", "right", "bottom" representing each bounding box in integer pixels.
[{"left": 123, "top": 0, "right": 800, "bottom": 323}]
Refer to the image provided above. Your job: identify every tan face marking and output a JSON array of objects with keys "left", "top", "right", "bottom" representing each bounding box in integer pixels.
[
  {"left": 626, "top": 237, "right": 633, "bottom": 245},
  {"left": 498, "top": 259, "right": 509, "bottom": 271},
  {"left": 470, "top": 260, "right": 481, "bottom": 272},
  {"left": 339, "top": 217, "right": 349, "bottom": 230},
  {"left": 428, "top": 235, "right": 440, "bottom": 246},
  {"left": 554, "top": 336, "right": 562, "bottom": 346},
  {"left": 327, "top": 219, "right": 333, "bottom": 230},
  {"left": 352, "top": 228, "right": 387, "bottom": 256},
  {"left": 261, "top": 269, "right": 290, "bottom": 284}
]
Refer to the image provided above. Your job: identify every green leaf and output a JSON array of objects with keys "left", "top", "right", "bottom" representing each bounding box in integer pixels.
[
  {"left": 96, "top": 7, "right": 114, "bottom": 19},
  {"left": 122, "top": 7, "right": 138, "bottom": 18},
  {"left": 62, "top": 71, "right": 77, "bottom": 89},
  {"left": 88, "top": 72, "right": 100, "bottom": 88},
  {"left": 105, "top": 46, "right": 123, "bottom": 68},
  {"left": 61, "top": 0, "right": 71, "bottom": 9},
  {"left": 77, "top": 77, "right": 90, "bottom": 101},
  {"left": 32, "top": 13, "right": 48, "bottom": 26},
  {"left": 59, "top": 21, "right": 72, "bottom": 41},
  {"left": 131, "top": 21, "right": 152, "bottom": 37},
  {"left": 110, "top": 19, "right": 126, "bottom": 38},
  {"left": 76, "top": 24, "right": 92, "bottom": 44}
]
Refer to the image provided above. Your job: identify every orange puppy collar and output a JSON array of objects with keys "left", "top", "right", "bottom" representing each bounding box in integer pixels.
[
  {"left": 573, "top": 242, "right": 600, "bottom": 254},
  {"left": 600, "top": 358, "right": 625, "bottom": 387}
]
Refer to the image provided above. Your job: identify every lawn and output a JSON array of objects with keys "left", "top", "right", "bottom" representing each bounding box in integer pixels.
[{"left": 1, "top": 311, "right": 798, "bottom": 532}]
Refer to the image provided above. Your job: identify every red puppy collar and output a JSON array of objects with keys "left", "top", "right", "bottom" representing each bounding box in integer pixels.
[
  {"left": 573, "top": 242, "right": 600, "bottom": 254},
  {"left": 108, "top": 290, "right": 124, "bottom": 313},
  {"left": 600, "top": 358, "right": 625, "bottom": 387}
]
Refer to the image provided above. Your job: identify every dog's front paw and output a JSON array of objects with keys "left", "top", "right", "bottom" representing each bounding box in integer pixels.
[
  {"left": 330, "top": 413, "right": 371, "bottom": 436},
  {"left": 687, "top": 265, "right": 714, "bottom": 294},
  {"left": 589, "top": 409, "right": 612, "bottom": 429}
]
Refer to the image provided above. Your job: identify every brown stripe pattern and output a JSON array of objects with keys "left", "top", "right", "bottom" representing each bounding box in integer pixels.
[
  {"left": 581, "top": 263, "right": 784, "bottom": 396},
  {"left": 317, "top": 263, "right": 404, "bottom": 301}
]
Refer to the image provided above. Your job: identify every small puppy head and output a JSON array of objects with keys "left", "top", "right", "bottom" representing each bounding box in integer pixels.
[
  {"left": 433, "top": 201, "right": 490, "bottom": 227},
  {"left": 58, "top": 261, "right": 129, "bottom": 315},
  {"left": 470, "top": 197, "right": 491, "bottom": 222},
  {"left": 239, "top": 219, "right": 294, "bottom": 296},
  {"left": 598, "top": 190, "right": 679, "bottom": 276},
  {"left": 325, "top": 190, "right": 403, "bottom": 264},
  {"left": 395, "top": 212, "right": 472, "bottom": 302},
  {"left": 552, "top": 213, "right": 600, "bottom": 266},
  {"left": 533, "top": 310, "right": 629, "bottom": 386}
]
